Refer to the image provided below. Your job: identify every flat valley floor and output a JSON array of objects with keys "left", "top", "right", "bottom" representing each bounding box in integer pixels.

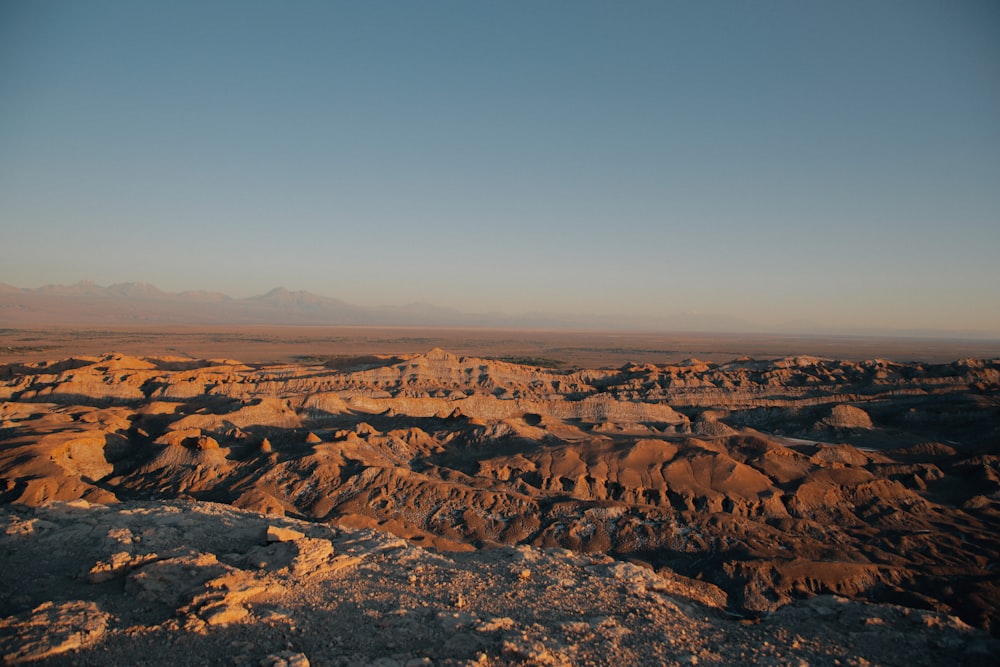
[{"left": 3, "top": 325, "right": 999, "bottom": 367}]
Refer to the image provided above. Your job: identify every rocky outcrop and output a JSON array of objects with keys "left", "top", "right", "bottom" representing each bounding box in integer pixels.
[
  {"left": 1, "top": 351, "right": 998, "bottom": 637},
  {"left": 815, "top": 403, "right": 874, "bottom": 430},
  {"left": 0, "top": 600, "right": 109, "bottom": 664},
  {"left": 1, "top": 501, "right": 996, "bottom": 666}
]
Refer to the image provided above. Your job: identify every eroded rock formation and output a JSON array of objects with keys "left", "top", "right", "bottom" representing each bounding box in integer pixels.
[{"left": 1, "top": 350, "right": 998, "bottom": 638}]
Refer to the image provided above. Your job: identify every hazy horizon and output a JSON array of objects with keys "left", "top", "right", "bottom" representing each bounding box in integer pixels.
[
  {"left": 5, "top": 277, "right": 1000, "bottom": 340},
  {"left": 2, "top": 1, "right": 998, "bottom": 334}
]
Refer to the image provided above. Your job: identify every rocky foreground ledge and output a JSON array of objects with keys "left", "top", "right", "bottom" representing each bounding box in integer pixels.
[{"left": 1, "top": 500, "right": 997, "bottom": 667}]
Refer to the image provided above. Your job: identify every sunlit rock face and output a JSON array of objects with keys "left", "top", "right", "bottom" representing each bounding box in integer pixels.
[{"left": 1, "top": 351, "right": 998, "bottom": 634}]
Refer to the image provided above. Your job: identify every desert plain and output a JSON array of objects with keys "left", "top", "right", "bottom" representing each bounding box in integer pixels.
[{"left": 1, "top": 326, "right": 999, "bottom": 666}]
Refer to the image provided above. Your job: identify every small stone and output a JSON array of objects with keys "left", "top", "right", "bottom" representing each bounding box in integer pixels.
[
  {"left": 194, "top": 435, "right": 220, "bottom": 450},
  {"left": 200, "top": 602, "right": 249, "bottom": 626},
  {"left": 259, "top": 651, "right": 310, "bottom": 667},
  {"left": 290, "top": 538, "right": 335, "bottom": 574},
  {"left": 267, "top": 525, "right": 305, "bottom": 542},
  {"left": 87, "top": 551, "right": 138, "bottom": 583},
  {"left": 477, "top": 617, "right": 516, "bottom": 632}
]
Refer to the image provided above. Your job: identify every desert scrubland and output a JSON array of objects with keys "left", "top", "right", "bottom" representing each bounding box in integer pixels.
[{"left": 1, "top": 329, "right": 999, "bottom": 665}]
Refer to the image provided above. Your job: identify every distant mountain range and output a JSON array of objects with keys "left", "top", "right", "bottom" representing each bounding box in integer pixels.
[
  {"left": 0, "top": 281, "right": 462, "bottom": 327},
  {"left": 0, "top": 281, "right": 765, "bottom": 331},
  {"left": 0, "top": 281, "right": 996, "bottom": 339}
]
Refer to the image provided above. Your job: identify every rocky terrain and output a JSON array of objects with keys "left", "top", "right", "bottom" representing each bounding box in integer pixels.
[
  {"left": 1, "top": 349, "right": 999, "bottom": 663},
  {"left": 2, "top": 500, "right": 996, "bottom": 666}
]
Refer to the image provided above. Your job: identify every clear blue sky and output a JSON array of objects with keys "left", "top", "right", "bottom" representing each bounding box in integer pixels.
[{"left": 2, "top": 1, "right": 998, "bottom": 333}]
